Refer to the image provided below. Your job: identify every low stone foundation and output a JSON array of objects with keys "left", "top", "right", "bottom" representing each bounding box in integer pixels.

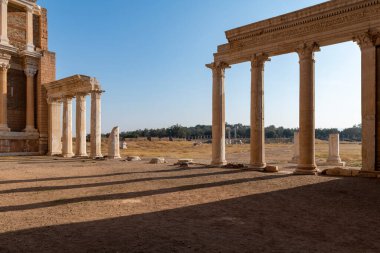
[{"left": 0, "top": 132, "right": 40, "bottom": 154}]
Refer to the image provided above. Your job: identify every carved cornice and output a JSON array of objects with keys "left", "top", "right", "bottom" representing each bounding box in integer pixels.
[
  {"left": 354, "top": 30, "right": 380, "bottom": 49},
  {"left": 251, "top": 53, "right": 270, "bottom": 69},
  {"left": 296, "top": 42, "right": 320, "bottom": 61}
]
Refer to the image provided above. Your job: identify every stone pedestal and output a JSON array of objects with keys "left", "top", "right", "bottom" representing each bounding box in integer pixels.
[
  {"left": 326, "top": 133, "right": 345, "bottom": 166},
  {"left": 294, "top": 43, "right": 319, "bottom": 175},
  {"left": 75, "top": 94, "right": 87, "bottom": 157},
  {"left": 62, "top": 97, "right": 74, "bottom": 158},
  {"left": 90, "top": 91, "right": 103, "bottom": 158},
  {"left": 206, "top": 62, "right": 230, "bottom": 166},
  {"left": 250, "top": 54, "right": 270, "bottom": 169},
  {"left": 108, "top": 126, "right": 121, "bottom": 159},
  {"left": 290, "top": 132, "right": 300, "bottom": 163}
]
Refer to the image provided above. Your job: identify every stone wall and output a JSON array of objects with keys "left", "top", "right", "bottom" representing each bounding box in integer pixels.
[
  {"left": 376, "top": 47, "right": 380, "bottom": 170},
  {"left": 7, "top": 68, "right": 26, "bottom": 132},
  {"left": 8, "top": 5, "right": 26, "bottom": 50}
]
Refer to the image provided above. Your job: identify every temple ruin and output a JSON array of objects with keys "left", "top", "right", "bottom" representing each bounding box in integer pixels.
[
  {"left": 0, "top": 0, "right": 103, "bottom": 157},
  {"left": 207, "top": 0, "right": 380, "bottom": 174}
]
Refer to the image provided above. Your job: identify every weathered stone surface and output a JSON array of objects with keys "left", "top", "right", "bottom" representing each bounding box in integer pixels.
[
  {"left": 324, "top": 167, "right": 361, "bottom": 177},
  {"left": 150, "top": 157, "right": 166, "bottom": 164},
  {"left": 126, "top": 156, "right": 141, "bottom": 161},
  {"left": 326, "top": 134, "right": 345, "bottom": 167},
  {"left": 290, "top": 132, "right": 299, "bottom": 163},
  {"left": 108, "top": 126, "right": 121, "bottom": 159}
]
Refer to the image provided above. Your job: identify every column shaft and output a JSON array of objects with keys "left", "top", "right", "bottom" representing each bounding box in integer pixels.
[
  {"left": 24, "top": 66, "right": 37, "bottom": 132},
  {"left": 0, "top": 59, "right": 10, "bottom": 132},
  {"left": 295, "top": 43, "right": 319, "bottom": 174},
  {"left": 25, "top": 6, "right": 34, "bottom": 51},
  {"left": 76, "top": 94, "right": 87, "bottom": 157},
  {"left": 207, "top": 62, "right": 229, "bottom": 166},
  {"left": 250, "top": 54, "right": 269, "bottom": 169},
  {"left": 47, "top": 99, "right": 62, "bottom": 155},
  {"left": 90, "top": 91, "right": 102, "bottom": 158},
  {"left": 355, "top": 32, "right": 377, "bottom": 171},
  {"left": 62, "top": 97, "right": 73, "bottom": 158},
  {"left": 0, "top": 0, "right": 9, "bottom": 45}
]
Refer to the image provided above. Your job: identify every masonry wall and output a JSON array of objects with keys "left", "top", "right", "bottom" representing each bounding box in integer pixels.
[
  {"left": 37, "top": 8, "right": 56, "bottom": 154},
  {"left": 376, "top": 47, "right": 380, "bottom": 170}
]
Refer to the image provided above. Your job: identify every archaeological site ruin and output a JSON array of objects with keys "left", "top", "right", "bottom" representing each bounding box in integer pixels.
[
  {"left": 0, "top": 0, "right": 102, "bottom": 158},
  {"left": 207, "top": 0, "right": 380, "bottom": 174}
]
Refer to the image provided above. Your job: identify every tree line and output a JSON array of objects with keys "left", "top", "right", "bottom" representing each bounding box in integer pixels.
[{"left": 119, "top": 124, "right": 362, "bottom": 141}]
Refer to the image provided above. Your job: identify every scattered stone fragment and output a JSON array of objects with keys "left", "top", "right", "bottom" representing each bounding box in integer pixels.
[
  {"left": 150, "top": 157, "right": 166, "bottom": 164},
  {"left": 323, "top": 167, "right": 361, "bottom": 177},
  {"left": 126, "top": 156, "right": 141, "bottom": 161},
  {"left": 108, "top": 126, "right": 121, "bottom": 159},
  {"left": 174, "top": 159, "right": 194, "bottom": 166},
  {"left": 264, "top": 165, "right": 279, "bottom": 173}
]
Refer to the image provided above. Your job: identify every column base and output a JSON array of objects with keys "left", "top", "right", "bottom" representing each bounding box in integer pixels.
[
  {"left": 23, "top": 126, "right": 38, "bottom": 133},
  {"left": 211, "top": 160, "right": 227, "bottom": 167},
  {"left": 249, "top": 163, "right": 267, "bottom": 171},
  {"left": 25, "top": 44, "right": 35, "bottom": 52},
  {"left": 90, "top": 154, "right": 103, "bottom": 159},
  {"left": 0, "top": 124, "right": 10, "bottom": 132},
  {"left": 75, "top": 154, "right": 88, "bottom": 158},
  {"left": 294, "top": 165, "right": 318, "bottom": 175},
  {"left": 62, "top": 153, "right": 74, "bottom": 158},
  {"left": 108, "top": 155, "right": 121, "bottom": 160}
]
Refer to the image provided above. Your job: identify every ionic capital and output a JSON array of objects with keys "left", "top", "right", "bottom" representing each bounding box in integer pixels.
[
  {"left": 251, "top": 53, "right": 271, "bottom": 69},
  {"left": 296, "top": 42, "right": 320, "bottom": 61},
  {"left": 354, "top": 30, "right": 380, "bottom": 50}
]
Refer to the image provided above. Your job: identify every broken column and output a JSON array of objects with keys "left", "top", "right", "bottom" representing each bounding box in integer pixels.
[
  {"left": 326, "top": 133, "right": 345, "bottom": 167},
  {"left": 108, "top": 126, "right": 121, "bottom": 159}
]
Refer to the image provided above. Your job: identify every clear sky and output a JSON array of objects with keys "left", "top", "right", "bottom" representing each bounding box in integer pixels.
[{"left": 38, "top": 0, "right": 361, "bottom": 132}]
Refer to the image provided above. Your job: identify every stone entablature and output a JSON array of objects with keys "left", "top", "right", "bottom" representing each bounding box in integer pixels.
[{"left": 215, "top": 0, "right": 380, "bottom": 64}]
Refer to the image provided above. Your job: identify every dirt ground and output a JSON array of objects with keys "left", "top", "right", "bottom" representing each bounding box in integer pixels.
[{"left": 0, "top": 141, "right": 378, "bottom": 252}]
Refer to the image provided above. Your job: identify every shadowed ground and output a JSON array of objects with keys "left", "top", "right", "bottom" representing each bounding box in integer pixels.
[{"left": 0, "top": 156, "right": 377, "bottom": 252}]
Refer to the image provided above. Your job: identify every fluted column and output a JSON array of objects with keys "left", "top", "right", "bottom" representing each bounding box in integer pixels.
[
  {"left": 25, "top": 5, "right": 35, "bottom": 52},
  {"left": 206, "top": 62, "right": 230, "bottom": 166},
  {"left": 62, "top": 96, "right": 74, "bottom": 158},
  {"left": 75, "top": 93, "right": 87, "bottom": 157},
  {"left": 295, "top": 43, "right": 320, "bottom": 175},
  {"left": 90, "top": 91, "right": 102, "bottom": 158},
  {"left": 23, "top": 64, "right": 37, "bottom": 132},
  {"left": 0, "top": 54, "right": 10, "bottom": 132},
  {"left": 250, "top": 54, "right": 270, "bottom": 169},
  {"left": 47, "top": 98, "right": 62, "bottom": 156},
  {"left": 355, "top": 32, "right": 378, "bottom": 171},
  {"left": 0, "top": 0, "right": 9, "bottom": 45}
]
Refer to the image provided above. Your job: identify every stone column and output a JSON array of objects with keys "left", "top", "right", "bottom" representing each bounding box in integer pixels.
[
  {"left": 47, "top": 98, "right": 62, "bottom": 155},
  {"left": 25, "top": 6, "right": 34, "bottom": 52},
  {"left": 0, "top": 54, "right": 10, "bottom": 132},
  {"left": 206, "top": 62, "right": 230, "bottom": 166},
  {"left": 23, "top": 63, "right": 38, "bottom": 132},
  {"left": 355, "top": 32, "right": 377, "bottom": 171},
  {"left": 295, "top": 43, "right": 320, "bottom": 175},
  {"left": 62, "top": 96, "right": 74, "bottom": 158},
  {"left": 326, "top": 133, "right": 345, "bottom": 166},
  {"left": 90, "top": 91, "right": 103, "bottom": 158},
  {"left": 250, "top": 54, "right": 270, "bottom": 169},
  {"left": 75, "top": 94, "right": 87, "bottom": 157},
  {"left": 290, "top": 131, "right": 300, "bottom": 163},
  {"left": 0, "top": 0, "right": 9, "bottom": 45}
]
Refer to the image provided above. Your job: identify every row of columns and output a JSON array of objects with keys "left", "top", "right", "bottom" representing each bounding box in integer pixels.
[
  {"left": 47, "top": 91, "right": 103, "bottom": 158},
  {"left": 209, "top": 33, "right": 379, "bottom": 172}
]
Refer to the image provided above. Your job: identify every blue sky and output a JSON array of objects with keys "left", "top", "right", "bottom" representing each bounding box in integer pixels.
[{"left": 38, "top": 0, "right": 361, "bottom": 132}]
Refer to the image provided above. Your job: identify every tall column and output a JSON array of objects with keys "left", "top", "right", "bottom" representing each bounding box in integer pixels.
[
  {"left": 90, "top": 91, "right": 103, "bottom": 158},
  {"left": 295, "top": 43, "right": 320, "bottom": 175},
  {"left": 25, "top": 6, "right": 34, "bottom": 52},
  {"left": 0, "top": 54, "right": 10, "bottom": 132},
  {"left": 62, "top": 96, "right": 74, "bottom": 158},
  {"left": 355, "top": 32, "right": 378, "bottom": 171},
  {"left": 23, "top": 63, "right": 37, "bottom": 132},
  {"left": 206, "top": 61, "right": 230, "bottom": 166},
  {"left": 250, "top": 54, "right": 270, "bottom": 169},
  {"left": 47, "top": 98, "right": 62, "bottom": 155},
  {"left": 0, "top": 0, "right": 9, "bottom": 45},
  {"left": 76, "top": 93, "right": 87, "bottom": 157}
]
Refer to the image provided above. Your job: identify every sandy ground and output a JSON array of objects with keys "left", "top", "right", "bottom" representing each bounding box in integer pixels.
[{"left": 0, "top": 141, "right": 378, "bottom": 252}]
